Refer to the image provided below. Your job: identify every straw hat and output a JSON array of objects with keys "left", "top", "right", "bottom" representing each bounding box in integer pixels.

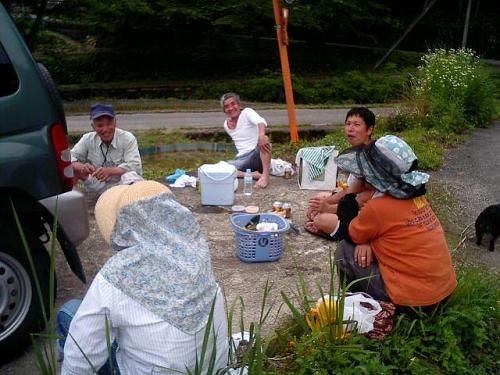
[{"left": 95, "top": 180, "right": 171, "bottom": 244}]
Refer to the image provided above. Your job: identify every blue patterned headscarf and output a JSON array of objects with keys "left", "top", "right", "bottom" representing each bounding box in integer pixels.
[
  {"left": 335, "top": 135, "right": 429, "bottom": 199},
  {"left": 100, "top": 193, "right": 218, "bottom": 334}
]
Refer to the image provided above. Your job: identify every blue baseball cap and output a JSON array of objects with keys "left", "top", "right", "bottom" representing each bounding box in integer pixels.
[{"left": 90, "top": 103, "right": 115, "bottom": 120}]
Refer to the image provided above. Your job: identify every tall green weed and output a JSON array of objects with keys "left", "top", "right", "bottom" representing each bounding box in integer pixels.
[
  {"left": 10, "top": 199, "right": 59, "bottom": 374},
  {"left": 398, "top": 48, "right": 496, "bottom": 133},
  {"left": 365, "top": 266, "right": 499, "bottom": 374},
  {"left": 267, "top": 257, "right": 499, "bottom": 374}
]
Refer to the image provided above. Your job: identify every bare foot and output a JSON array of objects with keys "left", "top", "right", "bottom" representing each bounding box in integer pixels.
[
  {"left": 306, "top": 207, "right": 319, "bottom": 221},
  {"left": 304, "top": 221, "right": 321, "bottom": 234},
  {"left": 251, "top": 171, "right": 262, "bottom": 180},
  {"left": 254, "top": 175, "right": 269, "bottom": 189}
]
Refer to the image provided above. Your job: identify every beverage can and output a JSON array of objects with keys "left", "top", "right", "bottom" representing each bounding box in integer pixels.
[
  {"left": 282, "top": 202, "right": 292, "bottom": 218},
  {"left": 272, "top": 201, "right": 283, "bottom": 212}
]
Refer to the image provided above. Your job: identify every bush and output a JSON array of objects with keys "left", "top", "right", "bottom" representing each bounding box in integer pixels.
[
  {"left": 269, "top": 266, "right": 499, "bottom": 374},
  {"left": 383, "top": 109, "right": 420, "bottom": 132},
  {"left": 365, "top": 266, "right": 500, "bottom": 375},
  {"left": 411, "top": 48, "right": 495, "bottom": 132},
  {"left": 245, "top": 75, "right": 286, "bottom": 103}
]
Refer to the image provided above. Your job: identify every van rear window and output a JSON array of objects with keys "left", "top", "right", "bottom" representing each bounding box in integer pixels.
[{"left": 0, "top": 42, "right": 19, "bottom": 97}]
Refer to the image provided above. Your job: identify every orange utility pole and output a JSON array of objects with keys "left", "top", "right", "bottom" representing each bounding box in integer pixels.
[{"left": 272, "top": 0, "right": 299, "bottom": 143}]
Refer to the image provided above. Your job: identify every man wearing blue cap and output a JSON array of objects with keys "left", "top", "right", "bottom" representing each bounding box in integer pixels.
[{"left": 71, "top": 103, "right": 142, "bottom": 193}]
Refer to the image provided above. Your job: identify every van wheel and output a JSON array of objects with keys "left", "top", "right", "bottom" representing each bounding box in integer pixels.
[
  {"left": 37, "top": 62, "right": 66, "bottom": 128},
  {"left": 0, "top": 226, "right": 51, "bottom": 364}
]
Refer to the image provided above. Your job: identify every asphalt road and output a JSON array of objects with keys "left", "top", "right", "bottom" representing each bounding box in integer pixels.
[
  {"left": 66, "top": 107, "right": 395, "bottom": 131},
  {"left": 431, "top": 121, "right": 500, "bottom": 269}
]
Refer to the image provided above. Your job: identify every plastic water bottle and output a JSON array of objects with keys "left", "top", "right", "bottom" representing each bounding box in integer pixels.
[{"left": 243, "top": 168, "right": 253, "bottom": 196}]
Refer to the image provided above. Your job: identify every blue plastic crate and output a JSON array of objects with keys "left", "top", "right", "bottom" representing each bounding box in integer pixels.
[{"left": 230, "top": 213, "right": 289, "bottom": 262}]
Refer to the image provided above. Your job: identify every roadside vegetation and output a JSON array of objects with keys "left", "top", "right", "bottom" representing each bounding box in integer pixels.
[
  {"left": 60, "top": 68, "right": 409, "bottom": 107},
  {"left": 257, "top": 47, "right": 499, "bottom": 375},
  {"left": 28, "top": 48, "right": 494, "bottom": 374}
]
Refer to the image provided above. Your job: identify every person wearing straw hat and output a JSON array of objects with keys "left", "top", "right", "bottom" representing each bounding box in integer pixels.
[
  {"left": 335, "top": 135, "right": 457, "bottom": 313},
  {"left": 57, "top": 181, "right": 228, "bottom": 374}
]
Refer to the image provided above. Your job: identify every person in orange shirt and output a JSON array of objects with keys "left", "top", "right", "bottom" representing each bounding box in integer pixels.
[{"left": 334, "top": 135, "right": 457, "bottom": 313}]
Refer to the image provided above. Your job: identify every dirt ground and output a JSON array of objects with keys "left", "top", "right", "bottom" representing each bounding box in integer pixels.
[
  {"left": 4, "top": 123, "right": 499, "bottom": 373},
  {"left": 1, "top": 174, "right": 335, "bottom": 374}
]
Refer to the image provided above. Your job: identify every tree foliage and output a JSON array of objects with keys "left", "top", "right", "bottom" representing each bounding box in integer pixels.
[{"left": 5, "top": 0, "right": 499, "bottom": 58}]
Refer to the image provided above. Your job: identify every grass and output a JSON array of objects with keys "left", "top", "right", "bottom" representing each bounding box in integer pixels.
[
  {"left": 10, "top": 199, "right": 59, "bottom": 374},
  {"left": 128, "top": 122, "right": 465, "bottom": 183},
  {"left": 142, "top": 150, "right": 232, "bottom": 180},
  {"left": 255, "top": 243, "right": 499, "bottom": 374}
]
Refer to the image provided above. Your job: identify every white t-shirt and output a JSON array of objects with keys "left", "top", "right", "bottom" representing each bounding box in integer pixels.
[{"left": 224, "top": 108, "right": 267, "bottom": 157}]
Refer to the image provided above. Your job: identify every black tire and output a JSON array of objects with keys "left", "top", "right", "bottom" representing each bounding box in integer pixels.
[
  {"left": 37, "top": 62, "right": 66, "bottom": 128},
  {"left": 0, "top": 225, "right": 51, "bottom": 364}
]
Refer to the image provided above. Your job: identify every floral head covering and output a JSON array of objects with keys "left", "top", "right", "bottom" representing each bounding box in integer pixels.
[
  {"left": 335, "top": 135, "right": 429, "bottom": 199},
  {"left": 99, "top": 193, "right": 218, "bottom": 334}
]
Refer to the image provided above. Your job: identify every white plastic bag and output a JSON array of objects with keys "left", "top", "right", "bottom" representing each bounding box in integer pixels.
[
  {"left": 343, "top": 293, "right": 381, "bottom": 333},
  {"left": 270, "top": 158, "right": 293, "bottom": 177}
]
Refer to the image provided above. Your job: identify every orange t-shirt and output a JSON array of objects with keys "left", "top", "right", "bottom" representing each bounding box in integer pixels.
[{"left": 349, "top": 195, "right": 457, "bottom": 306}]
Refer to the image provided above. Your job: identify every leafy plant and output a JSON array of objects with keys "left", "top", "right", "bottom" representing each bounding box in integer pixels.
[
  {"left": 266, "top": 246, "right": 499, "bottom": 374},
  {"left": 409, "top": 48, "right": 494, "bottom": 133},
  {"left": 364, "top": 266, "right": 499, "bottom": 375},
  {"left": 226, "top": 279, "right": 278, "bottom": 374},
  {"left": 276, "top": 248, "right": 389, "bottom": 374}
]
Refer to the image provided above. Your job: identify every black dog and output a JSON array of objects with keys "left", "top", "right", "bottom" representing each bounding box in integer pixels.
[{"left": 475, "top": 204, "right": 500, "bottom": 251}]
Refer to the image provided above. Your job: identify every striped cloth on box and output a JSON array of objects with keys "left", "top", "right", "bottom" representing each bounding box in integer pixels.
[{"left": 296, "top": 146, "right": 336, "bottom": 181}]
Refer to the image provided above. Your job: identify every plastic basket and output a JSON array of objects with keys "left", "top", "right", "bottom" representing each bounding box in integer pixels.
[{"left": 230, "top": 213, "right": 289, "bottom": 262}]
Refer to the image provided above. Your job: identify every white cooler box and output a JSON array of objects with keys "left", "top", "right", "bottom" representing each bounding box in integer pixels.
[
  {"left": 296, "top": 146, "right": 339, "bottom": 190},
  {"left": 198, "top": 163, "right": 237, "bottom": 205}
]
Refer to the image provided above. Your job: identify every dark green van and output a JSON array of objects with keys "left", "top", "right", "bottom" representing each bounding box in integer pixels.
[{"left": 0, "top": 4, "right": 88, "bottom": 362}]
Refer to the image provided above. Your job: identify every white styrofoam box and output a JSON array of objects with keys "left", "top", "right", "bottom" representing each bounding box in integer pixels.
[
  {"left": 296, "top": 147, "right": 339, "bottom": 190},
  {"left": 198, "top": 163, "right": 237, "bottom": 205}
]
